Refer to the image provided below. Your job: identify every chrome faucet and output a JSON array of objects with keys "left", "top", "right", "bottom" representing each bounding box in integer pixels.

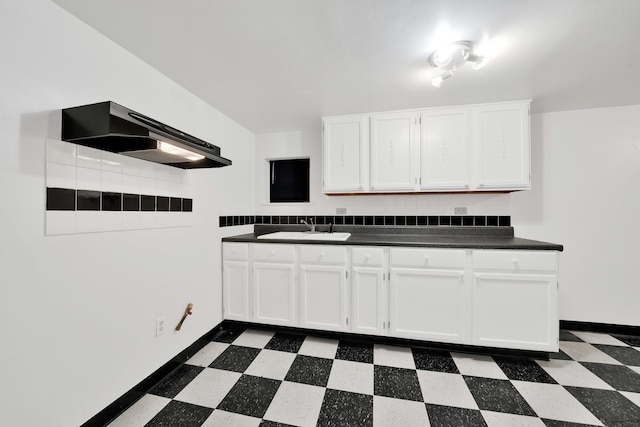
[{"left": 300, "top": 218, "right": 315, "bottom": 232}]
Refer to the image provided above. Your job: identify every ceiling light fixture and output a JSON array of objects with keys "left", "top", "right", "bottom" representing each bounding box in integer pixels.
[{"left": 429, "top": 40, "right": 489, "bottom": 87}]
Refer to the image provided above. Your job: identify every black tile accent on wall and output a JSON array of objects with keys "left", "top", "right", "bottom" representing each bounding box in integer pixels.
[
  {"left": 335, "top": 216, "right": 344, "bottom": 225},
  {"left": 102, "top": 192, "right": 122, "bottom": 211},
  {"left": 395, "top": 216, "right": 406, "bottom": 226},
  {"left": 123, "top": 193, "right": 140, "bottom": 212},
  {"left": 499, "top": 216, "right": 511, "bottom": 226},
  {"left": 170, "top": 197, "right": 182, "bottom": 212},
  {"left": 451, "top": 216, "right": 462, "bottom": 226},
  {"left": 487, "top": 216, "right": 499, "bottom": 226},
  {"left": 77, "top": 190, "right": 100, "bottom": 211},
  {"left": 182, "top": 198, "right": 193, "bottom": 212},
  {"left": 427, "top": 216, "right": 438, "bottom": 226},
  {"left": 463, "top": 216, "right": 474, "bottom": 226},
  {"left": 141, "top": 195, "right": 156, "bottom": 211},
  {"left": 156, "top": 196, "right": 170, "bottom": 212},
  {"left": 475, "top": 216, "right": 486, "bottom": 226},
  {"left": 47, "top": 188, "right": 76, "bottom": 211},
  {"left": 439, "top": 216, "right": 451, "bottom": 226}
]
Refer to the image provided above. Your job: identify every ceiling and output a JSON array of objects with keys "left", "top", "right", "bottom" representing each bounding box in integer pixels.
[{"left": 52, "top": 0, "right": 640, "bottom": 134}]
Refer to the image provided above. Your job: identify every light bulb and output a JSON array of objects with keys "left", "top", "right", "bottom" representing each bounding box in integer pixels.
[{"left": 158, "top": 141, "right": 204, "bottom": 161}]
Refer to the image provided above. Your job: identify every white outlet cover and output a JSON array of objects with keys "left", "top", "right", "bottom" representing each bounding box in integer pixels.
[
  {"left": 156, "top": 317, "right": 166, "bottom": 337},
  {"left": 454, "top": 207, "right": 468, "bottom": 215}
]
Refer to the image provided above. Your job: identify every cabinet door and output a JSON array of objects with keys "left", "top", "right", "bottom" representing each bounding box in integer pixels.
[
  {"left": 253, "top": 262, "right": 296, "bottom": 327},
  {"left": 222, "top": 260, "right": 250, "bottom": 321},
  {"left": 323, "top": 116, "right": 369, "bottom": 193},
  {"left": 474, "top": 101, "right": 530, "bottom": 190},
  {"left": 420, "top": 108, "right": 470, "bottom": 191},
  {"left": 352, "top": 266, "right": 386, "bottom": 335},
  {"left": 390, "top": 268, "right": 467, "bottom": 343},
  {"left": 472, "top": 273, "right": 558, "bottom": 351},
  {"left": 299, "top": 264, "right": 347, "bottom": 332},
  {"left": 370, "top": 112, "right": 419, "bottom": 191}
]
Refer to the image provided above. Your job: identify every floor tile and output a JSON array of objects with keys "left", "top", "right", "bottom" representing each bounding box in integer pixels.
[
  {"left": 284, "top": 354, "right": 333, "bottom": 387},
  {"left": 451, "top": 353, "right": 508, "bottom": 379},
  {"left": 463, "top": 376, "right": 536, "bottom": 416},
  {"left": 559, "top": 331, "right": 584, "bottom": 342},
  {"left": 107, "top": 394, "right": 170, "bottom": 427},
  {"left": 612, "top": 334, "right": 640, "bottom": 347},
  {"left": 535, "top": 359, "right": 613, "bottom": 390},
  {"left": 621, "top": 391, "right": 640, "bottom": 408},
  {"left": 244, "top": 349, "right": 297, "bottom": 380},
  {"left": 592, "top": 344, "right": 640, "bottom": 366},
  {"left": 201, "top": 409, "right": 261, "bottom": 427},
  {"left": 559, "top": 342, "right": 622, "bottom": 365},
  {"left": 374, "top": 365, "right": 423, "bottom": 401},
  {"left": 262, "top": 381, "right": 325, "bottom": 427},
  {"left": 326, "top": 359, "right": 374, "bottom": 395},
  {"left": 209, "top": 345, "right": 261, "bottom": 373},
  {"left": 145, "top": 400, "right": 213, "bottom": 427},
  {"left": 336, "top": 340, "right": 374, "bottom": 363},
  {"left": 511, "top": 381, "right": 603, "bottom": 426},
  {"left": 217, "top": 375, "right": 281, "bottom": 418},
  {"left": 493, "top": 357, "right": 557, "bottom": 384},
  {"left": 412, "top": 348, "right": 459, "bottom": 373},
  {"left": 233, "top": 329, "right": 275, "bottom": 349},
  {"left": 298, "top": 336, "right": 339, "bottom": 359},
  {"left": 173, "top": 368, "right": 241, "bottom": 409},
  {"left": 632, "top": 366, "right": 640, "bottom": 375},
  {"left": 374, "top": 344, "right": 416, "bottom": 369},
  {"left": 581, "top": 362, "right": 640, "bottom": 392},
  {"left": 317, "top": 389, "right": 373, "bottom": 427},
  {"left": 264, "top": 332, "right": 306, "bottom": 353},
  {"left": 566, "top": 386, "right": 640, "bottom": 426},
  {"left": 481, "top": 410, "right": 545, "bottom": 427},
  {"left": 259, "top": 421, "right": 297, "bottom": 427},
  {"left": 549, "top": 350, "right": 573, "bottom": 361},
  {"left": 148, "top": 365, "right": 205, "bottom": 398},
  {"left": 417, "top": 370, "right": 478, "bottom": 409},
  {"left": 425, "top": 403, "right": 486, "bottom": 427},
  {"left": 373, "top": 395, "right": 429, "bottom": 427},
  {"left": 185, "top": 342, "right": 229, "bottom": 367},
  {"left": 569, "top": 331, "right": 628, "bottom": 346},
  {"left": 212, "top": 326, "right": 246, "bottom": 344},
  {"left": 540, "top": 419, "right": 601, "bottom": 427}
]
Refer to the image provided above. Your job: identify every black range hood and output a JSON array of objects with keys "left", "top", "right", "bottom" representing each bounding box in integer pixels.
[{"left": 61, "top": 101, "right": 232, "bottom": 169}]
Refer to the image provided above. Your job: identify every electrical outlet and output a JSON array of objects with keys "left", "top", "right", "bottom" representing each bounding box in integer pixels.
[
  {"left": 454, "top": 207, "right": 468, "bottom": 215},
  {"left": 156, "top": 317, "right": 166, "bottom": 337},
  {"left": 336, "top": 208, "right": 347, "bottom": 214}
]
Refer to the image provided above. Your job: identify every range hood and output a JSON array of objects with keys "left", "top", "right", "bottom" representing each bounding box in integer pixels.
[{"left": 61, "top": 101, "right": 232, "bottom": 169}]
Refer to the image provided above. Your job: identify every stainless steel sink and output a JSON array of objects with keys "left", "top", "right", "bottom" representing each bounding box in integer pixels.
[{"left": 257, "top": 231, "right": 351, "bottom": 241}]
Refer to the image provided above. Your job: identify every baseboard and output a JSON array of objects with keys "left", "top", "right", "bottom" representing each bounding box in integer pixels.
[
  {"left": 80, "top": 322, "right": 225, "bottom": 427},
  {"left": 560, "top": 320, "right": 640, "bottom": 336},
  {"left": 221, "top": 320, "right": 551, "bottom": 360}
]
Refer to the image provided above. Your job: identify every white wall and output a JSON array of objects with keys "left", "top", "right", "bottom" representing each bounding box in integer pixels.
[
  {"left": 0, "top": 1, "right": 255, "bottom": 426},
  {"left": 255, "top": 129, "right": 510, "bottom": 217},
  {"left": 512, "top": 106, "right": 640, "bottom": 327}
]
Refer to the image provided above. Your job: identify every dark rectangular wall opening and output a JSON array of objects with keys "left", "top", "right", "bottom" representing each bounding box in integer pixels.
[{"left": 269, "top": 158, "right": 310, "bottom": 203}]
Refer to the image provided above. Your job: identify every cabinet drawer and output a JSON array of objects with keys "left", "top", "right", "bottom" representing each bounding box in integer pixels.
[
  {"left": 391, "top": 248, "right": 465, "bottom": 268},
  {"left": 473, "top": 250, "right": 558, "bottom": 272},
  {"left": 299, "top": 245, "right": 346, "bottom": 265},
  {"left": 253, "top": 244, "right": 296, "bottom": 262},
  {"left": 223, "top": 243, "right": 249, "bottom": 261},
  {"left": 352, "top": 247, "right": 384, "bottom": 266}
]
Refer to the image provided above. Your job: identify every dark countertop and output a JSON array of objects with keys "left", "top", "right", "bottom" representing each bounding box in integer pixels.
[{"left": 222, "top": 226, "right": 564, "bottom": 251}]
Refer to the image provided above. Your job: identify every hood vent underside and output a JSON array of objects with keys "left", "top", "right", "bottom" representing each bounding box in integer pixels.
[{"left": 61, "top": 101, "right": 232, "bottom": 169}]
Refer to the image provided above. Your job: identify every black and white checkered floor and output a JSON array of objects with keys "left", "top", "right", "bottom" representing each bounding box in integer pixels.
[{"left": 108, "top": 327, "right": 640, "bottom": 426}]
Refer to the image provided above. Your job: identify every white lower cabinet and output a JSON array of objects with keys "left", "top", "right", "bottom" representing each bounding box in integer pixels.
[
  {"left": 389, "top": 248, "right": 468, "bottom": 343},
  {"left": 222, "top": 242, "right": 559, "bottom": 352},
  {"left": 351, "top": 247, "right": 387, "bottom": 335},
  {"left": 252, "top": 244, "right": 297, "bottom": 327},
  {"left": 299, "top": 245, "right": 348, "bottom": 332}
]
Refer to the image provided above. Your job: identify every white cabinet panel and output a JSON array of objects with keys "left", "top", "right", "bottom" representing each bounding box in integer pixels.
[
  {"left": 222, "top": 260, "right": 250, "bottom": 321},
  {"left": 323, "top": 115, "right": 369, "bottom": 192},
  {"left": 352, "top": 266, "right": 386, "bottom": 335},
  {"left": 299, "top": 265, "right": 347, "bottom": 331},
  {"left": 253, "top": 263, "right": 296, "bottom": 326},
  {"left": 370, "top": 112, "right": 419, "bottom": 191},
  {"left": 474, "top": 101, "right": 530, "bottom": 190},
  {"left": 420, "top": 108, "right": 470, "bottom": 191},
  {"left": 472, "top": 273, "right": 558, "bottom": 351},
  {"left": 390, "top": 268, "right": 467, "bottom": 343}
]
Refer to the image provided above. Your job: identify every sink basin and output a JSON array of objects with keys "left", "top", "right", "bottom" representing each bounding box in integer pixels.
[{"left": 257, "top": 232, "right": 351, "bottom": 241}]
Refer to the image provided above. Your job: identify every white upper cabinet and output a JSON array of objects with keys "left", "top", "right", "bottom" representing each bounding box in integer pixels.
[
  {"left": 323, "top": 115, "right": 369, "bottom": 193},
  {"left": 419, "top": 108, "right": 471, "bottom": 191},
  {"left": 370, "top": 111, "right": 419, "bottom": 192},
  {"left": 473, "top": 101, "right": 531, "bottom": 190}
]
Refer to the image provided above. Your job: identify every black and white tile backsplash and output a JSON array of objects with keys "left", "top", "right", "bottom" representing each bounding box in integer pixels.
[
  {"left": 219, "top": 215, "right": 511, "bottom": 228},
  {"left": 46, "top": 139, "right": 193, "bottom": 235}
]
